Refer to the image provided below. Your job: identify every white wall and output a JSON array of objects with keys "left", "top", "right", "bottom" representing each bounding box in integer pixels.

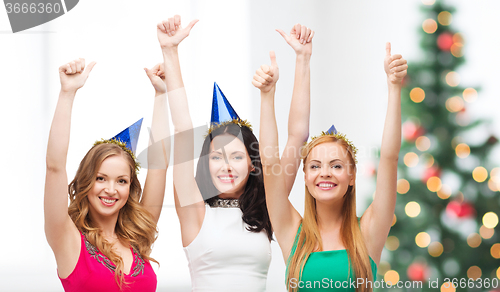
[{"left": 0, "top": 0, "right": 499, "bottom": 291}]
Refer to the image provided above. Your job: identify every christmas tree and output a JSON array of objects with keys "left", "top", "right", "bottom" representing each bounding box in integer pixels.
[{"left": 376, "top": 0, "right": 500, "bottom": 291}]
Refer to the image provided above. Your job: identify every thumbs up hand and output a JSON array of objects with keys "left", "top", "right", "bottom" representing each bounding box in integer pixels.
[
  {"left": 384, "top": 42, "right": 408, "bottom": 85},
  {"left": 252, "top": 51, "right": 280, "bottom": 93},
  {"left": 276, "top": 23, "right": 314, "bottom": 56}
]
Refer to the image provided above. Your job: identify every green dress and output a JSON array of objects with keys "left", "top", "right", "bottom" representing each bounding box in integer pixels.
[{"left": 286, "top": 224, "right": 378, "bottom": 291}]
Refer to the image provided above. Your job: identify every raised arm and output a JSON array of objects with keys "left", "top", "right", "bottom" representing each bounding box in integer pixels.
[
  {"left": 141, "top": 63, "right": 170, "bottom": 223},
  {"left": 45, "top": 58, "right": 95, "bottom": 273},
  {"left": 253, "top": 52, "right": 301, "bottom": 260},
  {"left": 276, "top": 24, "right": 314, "bottom": 195},
  {"left": 157, "top": 15, "right": 204, "bottom": 247},
  {"left": 361, "top": 42, "right": 407, "bottom": 264}
]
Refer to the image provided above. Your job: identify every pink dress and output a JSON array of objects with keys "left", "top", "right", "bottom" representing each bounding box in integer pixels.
[{"left": 59, "top": 232, "right": 157, "bottom": 292}]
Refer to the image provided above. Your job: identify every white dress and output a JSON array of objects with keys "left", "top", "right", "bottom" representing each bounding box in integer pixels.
[{"left": 184, "top": 203, "right": 272, "bottom": 291}]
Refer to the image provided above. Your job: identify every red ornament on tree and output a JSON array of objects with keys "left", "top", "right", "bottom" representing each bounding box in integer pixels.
[
  {"left": 407, "top": 263, "right": 429, "bottom": 282},
  {"left": 446, "top": 201, "right": 476, "bottom": 219},
  {"left": 437, "top": 33, "right": 454, "bottom": 51},
  {"left": 403, "top": 121, "right": 425, "bottom": 141}
]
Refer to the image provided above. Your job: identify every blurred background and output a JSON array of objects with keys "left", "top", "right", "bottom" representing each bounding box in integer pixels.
[{"left": 1, "top": 0, "right": 499, "bottom": 291}]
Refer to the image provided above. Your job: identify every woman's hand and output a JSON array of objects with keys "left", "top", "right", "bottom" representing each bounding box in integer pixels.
[
  {"left": 384, "top": 42, "right": 408, "bottom": 85},
  {"left": 276, "top": 24, "right": 314, "bottom": 56},
  {"left": 144, "top": 63, "right": 166, "bottom": 94},
  {"left": 157, "top": 15, "right": 198, "bottom": 49},
  {"left": 252, "top": 51, "right": 279, "bottom": 93},
  {"left": 59, "top": 58, "right": 96, "bottom": 94}
]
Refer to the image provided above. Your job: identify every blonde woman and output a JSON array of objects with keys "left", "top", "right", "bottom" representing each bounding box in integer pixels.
[
  {"left": 45, "top": 58, "right": 169, "bottom": 291},
  {"left": 255, "top": 43, "right": 407, "bottom": 291}
]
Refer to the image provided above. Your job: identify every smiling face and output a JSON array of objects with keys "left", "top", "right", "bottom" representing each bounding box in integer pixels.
[
  {"left": 208, "top": 134, "right": 254, "bottom": 199},
  {"left": 304, "top": 142, "right": 355, "bottom": 204},
  {"left": 87, "top": 154, "right": 131, "bottom": 221}
]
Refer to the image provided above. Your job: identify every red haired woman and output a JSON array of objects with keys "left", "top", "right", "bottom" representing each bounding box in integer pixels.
[{"left": 45, "top": 58, "right": 169, "bottom": 291}]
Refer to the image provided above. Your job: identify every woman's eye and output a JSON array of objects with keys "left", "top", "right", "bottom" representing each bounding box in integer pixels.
[
  {"left": 332, "top": 164, "right": 342, "bottom": 169},
  {"left": 119, "top": 179, "right": 128, "bottom": 184},
  {"left": 310, "top": 165, "right": 319, "bottom": 169},
  {"left": 234, "top": 156, "right": 243, "bottom": 160},
  {"left": 211, "top": 156, "right": 221, "bottom": 160},
  {"left": 96, "top": 176, "right": 104, "bottom": 181}
]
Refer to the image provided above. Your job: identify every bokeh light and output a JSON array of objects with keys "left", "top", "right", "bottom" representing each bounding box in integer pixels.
[
  {"left": 445, "top": 96, "right": 464, "bottom": 112},
  {"left": 384, "top": 270, "right": 400, "bottom": 285},
  {"left": 437, "top": 11, "right": 452, "bottom": 26},
  {"left": 404, "top": 152, "right": 419, "bottom": 167},
  {"left": 416, "top": 136, "right": 431, "bottom": 151},
  {"left": 421, "top": 0, "right": 436, "bottom": 5},
  {"left": 450, "top": 43, "right": 463, "bottom": 58},
  {"left": 483, "top": 212, "right": 499, "bottom": 229},
  {"left": 467, "top": 266, "right": 481, "bottom": 280},
  {"left": 487, "top": 179, "right": 498, "bottom": 192},
  {"left": 422, "top": 19, "right": 438, "bottom": 34},
  {"left": 392, "top": 214, "right": 397, "bottom": 227},
  {"left": 466, "top": 233, "right": 481, "bottom": 248},
  {"left": 428, "top": 242, "right": 444, "bottom": 257},
  {"left": 397, "top": 179, "right": 410, "bottom": 194},
  {"left": 416, "top": 232, "right": 431, "bottom": 248},
  {"left": 427, "top": 176, "right": 442, "bottom": 192},
  {"left": 455, "top": 143, "right": 470, "bottom": 158},
  {"left": 453, "top": 33, "right": 464, "bottom": 45},
  {"left": 479, "top": 225, "right": 494, "bottom": 239},
  {"left": 422, "top": 153, "right": 435, "bottom": 168},
  {"left": 445, "top": 71, "right": 460, "bottom": 87},
  {"left": 406, "top": 202, "right": 421, "bottom": 218},
  {"left": 378, "top": 261, "right": 391, "bottom": 275},
  {"left": 490, "top": 243, "right": 500, "bottom": 259},
  {"left": 463, "top": 88, "right": 478, "bottom": 103},
  {"left": 491, "top": 167, "right": 500, "bottom": 183},
  {"left": 472, "top": 167, "right": 488, "bottom": 183},
  {"left": 441, "top": 282, "right": 456, "bottom": 292},
  {"left": 410, "top": 87, "right": 425, "bottom": 103},
  {"left": 385, "top": 236, "right": 400, "bottom": 251},
  {"left": 437, "top": 184, "right": 452, "bottom": 199}
]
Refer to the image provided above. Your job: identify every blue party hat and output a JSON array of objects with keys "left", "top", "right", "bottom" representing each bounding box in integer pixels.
[
  {"left": 94, "top": 118, "right": 143, "bottom": 173},
  {"left": 326, "top": 125, "right": 338, "bottom": 135},
  {"left": 211, "top": 82, "right": 240, "bottom": 125},
  {"left": 111, "top": 118, "right": 143, "bottom": 154}
]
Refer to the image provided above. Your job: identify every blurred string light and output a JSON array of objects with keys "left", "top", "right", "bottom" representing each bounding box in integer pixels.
[
  {"left": 487, "top": 179, "right": 498, "bottom": 192},
  {"left": 491, "top": 167, "right": 500, "bottom": 182},
  {"left": 422, "top": 153, "right": 435, "bottom": 168},
  {"left": 437, "top": 184, "right": 452, "bottom": 199},
  {"left": 467, "top": 266, "right": 481, "bottom": 280},
  {"left": 416, "top": 136, "right": 431, "bottom": 151},
  {"left": 497, "top": 267, "right": 500, "bottom": 279},
  {"left": 483, "top": 212, "right": 499, "bottom": 228},
  {"left": 466, "top": 233, "right": 481, "bottom": 248},
  {"left": 422, "top": 19, "right": 438, "bottom": 34},
  {"left": 428, "top": 242, "right": 444, "bottom": 257},
  {"left": 410, "top": 87, "right": 425, "bottom": 103},
  {"left": 416, "top": 232, "right": 431, "bottom": 248},
  {"left": 385, "top": 236, "right": 400, "bottom": 251},
  {"left": 445, "top": 96, "right": 464, "bottom": 112},
  {"left": 455, "top": 143, "right": 470, "bottom": 158},
  {"left": 384, "top": 270, "right": 400, "bottom": 284},
  {"left": 445, "top": 71, "right": 460, "bottom": 86},
  {"left": 490, "top": 243, "right": 500, "bottom": 259},
  {"left": 437, "top": 11, "right": 452, "bottom": 25},
  {"left": 406, "top": 202, "right": 421, "bottom": 217},
  {"left": 397, "top": 179, "right": 410, "bottom": 194},
  {"left": 392, "top": 214, "right": 397, "bottom": 226},
  {"left": 472, "top": 167, "right": 488, "bottom": 183},
  {"left": 463, "top": 88, "right": 478, "bottom": 103},
  {"left": 378, "top": 261, "right": 391, "bottom": 275},
  {"left": 422, "top": 0, "right": 436, "bottom": 5},
  {"left": 479, "top": 225, "right": 494, "bottom": 239},
  {"left": 451, "top": 33, "right": 464, "bottom": 58},
  {"left": 455, "top": 112, "right": 470, "bottom": 127},
  {"left": 404, "top": 152, "right": 419, "bottom": 167},
  {"left": 427, "top": 176, "right": 442, "bottom": 192},
  {"left": 440, "top": 282, "right": 456, "bottom": 292}
]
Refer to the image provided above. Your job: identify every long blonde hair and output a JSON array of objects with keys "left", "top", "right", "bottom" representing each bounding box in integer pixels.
[
  {"left": 286, "top": 135, "right": 373, "bottom": 292},
  {"left": 68, "top": 143, "right": 158, "bottom": 289}
]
